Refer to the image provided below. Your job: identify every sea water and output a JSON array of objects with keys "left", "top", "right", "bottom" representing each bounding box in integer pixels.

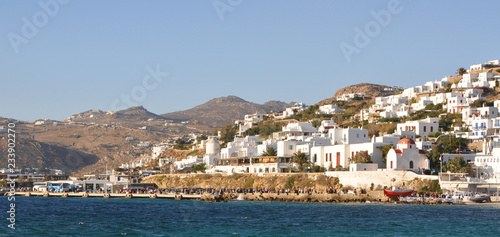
[{"left": 1, "top": 197, "right": 500, "bottom": 236}]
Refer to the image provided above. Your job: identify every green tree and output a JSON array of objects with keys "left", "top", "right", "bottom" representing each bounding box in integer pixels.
[
  {"left": 262, "top": 147, "right": 277, "bottom": 156},
  {"left": 192, "top": 163, "right": 206, "bottom": 172},
  {"left": 195, "top": 135, "right": 208, "bottom": 144},
  {"left": 219, "top": 124, "right": 237, "bottom": 145},
  {"left": 424, "top": 103, "right": 443, "bottom": 111},
  {"left": 443, "top": 156, "right": 471, "bottom": 173},
  {"left": 311, "top": 120, "right": 321, "bottom": 128},
  {"left": 378, "top": 117, "right": 400, "bottom": 123},
  {"left": 457, "top": 67, "right": 467, "bottom": 76},
  {"left": 377, "top": 145, "right": 394, "bottom": 163},
  {"left": 439, "top": 113, "right": 462, "bottom": 131},
  {"left": 470, "top": 99, "right": 486, "bottom": 108},
  {"left": 420, "top": 180, "right": 442, "bottom": 193},
  {"left": 428, "top": 132, "right": 442, "bottom": 137},
  {"left": 293, "top": 151, "right": 310, "bottom": 171},
  {"left": 311, "top": 165, "right": 324, "bottom": 172},
  {"left": 349, "top": 151, "right": 372, "bottom": 163},
  {"left": 427, "top": 137, "right": 468, "bottom": 169}
]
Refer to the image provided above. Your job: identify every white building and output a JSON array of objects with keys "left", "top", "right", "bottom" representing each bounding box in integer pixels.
[
  {"left": 273, "top": 122, "right": 318, "bottom": 140},
  {"left": 203, "top": 137, "right": 221, "bottom": 168},
  {"left": 457, "top": 72, "right": 498, "bottom": 89},
  {"left": 282, "top": 102, "right": 306, "bottom": 117},
  {"left": 327, "top": 127, "right": 370, "bottom": 145},
  {"left": 386, "top": 138, "right": 429, "bottom": 172},
  {"left": 336, "top": 93, "right": 365, "bottom": 101},
  {"left": 462, "top": 106, "right": 500, "bottom": 141},
  {"left": 214, "top": 156, "right": 294, "bottom": 174},
  {"left": 349, "top": 163, "right": 378, "bottom": 171},
  {"left": 220, "top": 136, "right": 262, "bottom": 158},
  {"left": 277, "top": 140, "right": 308, "bottom": 157},
  {"left": 397, "top": 117, "right": 439, "bottom": 139},
  {"left": 174, "top": 156, "right": 204, "bottom": 170},
  {"left": 151, "top": 145, "right": 168, "bottom": 159},
  {"left": 470, "top": 64, "right": 483, "bottom": 71},
  {"left": 447, "top": 95, "right": 470, "bottom": 114},
  {"left": 318, "top": 104, "right": 345, "bottom": 114},
  {"left": 159, "top": 158, "right": 176, "bottom": 168},
  {"left": 244, "top": 113, "right": 264, "bottom": 124},
  {"left": 318, "top": 120, "right": 338, "bottom": 133}
]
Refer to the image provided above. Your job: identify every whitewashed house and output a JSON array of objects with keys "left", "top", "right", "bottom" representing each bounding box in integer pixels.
[
  {"left": 244, "top": 113, "right": 264, "bottom": 124},
  {"left": 174, "top": 156, "right": 204, "bottom": 170},
  {"left": 397, "top": 117, "right": 440, "bottom": 139},
  {"left": 318, "top": 120, "right": 338, "bottom": 133},
  {"left": 336, "top": 93, "right": 365, "bottom": 101},
  {"left": 462, "top": 106, "right": 500, "bottom": 141},
  {"left": 318, "top": 104, "right": 345, "bottom": 114},
  {"left": 282, "top": 102, "right": 306, "bottom": 117},
  {"left": 257, "top": 139, "right": 278, "bottom": 156},
  {"left": 447, "top": 95, "right": 470, "bottom": 114},
  {"left": 220, "top": 136, "right": 262, "bottom": 158},
  {"left": 273, "top": 122, "right": 318, "bottom": 140},
  {"left": 151, "top": 145, "right": 168, "bottom": 159},
  {"left": 327, "top": 127, "right": 370, "bottom": 145}
]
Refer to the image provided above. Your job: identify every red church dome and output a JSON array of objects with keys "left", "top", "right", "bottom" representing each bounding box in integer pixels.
[{"left": 398, "top": 137, "right": 415, "bottom": 145}]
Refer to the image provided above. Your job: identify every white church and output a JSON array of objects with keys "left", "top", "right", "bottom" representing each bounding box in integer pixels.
[{"left": 386, "top": 137, "right": 430, "bottom": 172}]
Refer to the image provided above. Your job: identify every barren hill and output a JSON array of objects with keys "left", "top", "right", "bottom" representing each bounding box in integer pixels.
[
  {"left": 65, "top": 106, "right": 165, "bottom": 124},
  {"left": 0, "top": 137, "right": 98, "bottom": 173},
  {"left": 111, "top": 106, "right": 166, "bottom": 121},
  {"left": 162, "top": 96, "right": 294, "bottom": 128},
  {"left": 318, "top": 83, "right": 399, "bottom": 105}
]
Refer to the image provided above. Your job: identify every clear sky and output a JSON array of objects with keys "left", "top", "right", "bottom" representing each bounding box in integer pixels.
[{"left": 1, "top": 0, "right": 499, "bottom": 122}]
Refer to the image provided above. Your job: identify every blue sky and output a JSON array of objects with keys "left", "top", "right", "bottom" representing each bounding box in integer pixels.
[{"left": 1, "top": 0, "right": 499, "bottom": 122}]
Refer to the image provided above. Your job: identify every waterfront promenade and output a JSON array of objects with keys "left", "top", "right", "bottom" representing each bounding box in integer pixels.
[{"left": 10, "top": 191, "right": 202, "bottom": 200}]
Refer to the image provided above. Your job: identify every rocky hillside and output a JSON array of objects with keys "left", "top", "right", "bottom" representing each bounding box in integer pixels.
[
  {"left": 65, "top": 106, "right": 166, "bottom": 124},
  {"left": 0, "top": 137, "right": 98, "bottom": 173},
  {"left": 162, "top": 96, "right": 294, "bottom": 128},
  {"left": 318, "top": 83, "right": 400, "bottom": 105},
  {"left": 111, "top": 106, "right": 166, "bottom": 121}
]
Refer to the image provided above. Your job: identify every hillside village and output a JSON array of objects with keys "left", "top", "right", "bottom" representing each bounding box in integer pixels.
[
  {"left": 109, "top": 59, "right": 500, "bottom": 193},
  {"left": 3, "top": 60, "right": 500, "bottom": 194}
]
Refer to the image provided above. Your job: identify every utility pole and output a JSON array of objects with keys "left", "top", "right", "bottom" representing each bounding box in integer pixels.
[{"left": 440, "top": 154, "right": 443, "bottom": 174}]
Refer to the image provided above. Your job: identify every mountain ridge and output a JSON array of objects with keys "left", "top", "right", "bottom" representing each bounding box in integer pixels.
[{"left": 162, "top": 95, "right": 295, "bottom": 127}]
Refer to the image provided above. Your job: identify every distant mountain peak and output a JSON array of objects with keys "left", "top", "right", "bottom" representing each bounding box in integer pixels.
[
  {"left": 162, "top": 96, "right": 293, "bottom": 128},
  {"left": 119, "top": 105, "right": 146, "bottom": 112},
  {"left": 209, "top": 95, "right": 248, "bottom": 104}
]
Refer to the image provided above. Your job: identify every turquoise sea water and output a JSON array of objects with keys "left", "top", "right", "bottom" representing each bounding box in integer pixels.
[{"left": 1, "top": 197, "right": 500, "bottom": 236}]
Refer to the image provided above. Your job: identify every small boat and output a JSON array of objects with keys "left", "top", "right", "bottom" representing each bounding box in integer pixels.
[
  {"left": 383, "top": 189, "right": 414, "bottom": 197},
  {"left": 469, "top": 194, "right": 491, "bottom": 203}
]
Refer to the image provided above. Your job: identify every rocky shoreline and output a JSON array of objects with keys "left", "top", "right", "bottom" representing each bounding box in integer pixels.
[
  {"left": 200, "top": 191, "right": 469, "bottom": 205},
  {"left": 201, "top": 192, "right": 384, "bottom": 203}
]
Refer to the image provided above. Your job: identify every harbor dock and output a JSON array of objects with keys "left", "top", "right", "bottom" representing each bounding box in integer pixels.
[{"left": 10, "top": 192, "right": 202, "bottom": 200}]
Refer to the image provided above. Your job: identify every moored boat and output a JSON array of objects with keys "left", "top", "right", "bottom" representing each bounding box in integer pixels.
[
  {"left": 469, "top": 194, "right": 491, "bottom": 203},
  {"left": 383, "top": 189, "right": 414, "bottom": 197}
]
